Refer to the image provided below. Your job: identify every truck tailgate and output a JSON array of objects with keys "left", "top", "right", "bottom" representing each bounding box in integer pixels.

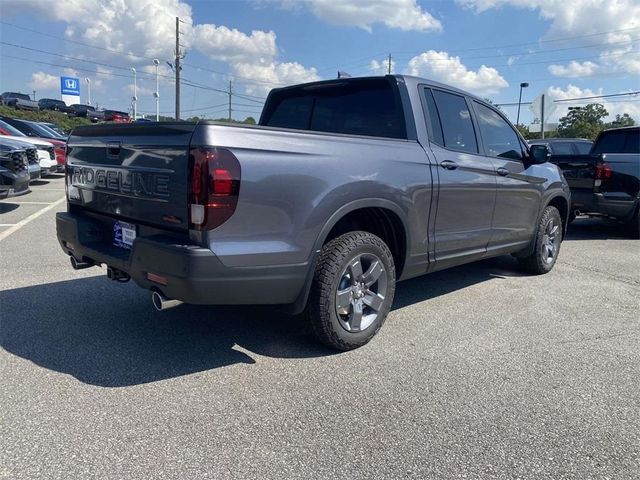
[{"left": 66, "top": 123, "right": 196, "bottom": 231}]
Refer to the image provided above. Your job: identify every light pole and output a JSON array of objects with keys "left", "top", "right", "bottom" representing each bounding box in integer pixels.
[
  {"left": 516, "top": 82, "right": 529, "bottom": 126},
  {"left": 153, "top": 59, "right": 160, "bottom": 121},
  {"left": 85, "top": 78, "right": 91, "bottom": 105},
  {"left": 131, "top": 67, "right": 137, "bottom": 120}
]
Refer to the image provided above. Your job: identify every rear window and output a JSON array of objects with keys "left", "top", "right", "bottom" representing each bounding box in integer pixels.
[
  {"left": 550, "top": 142, "right": 574, "bottom": 155},
  {"left": 574, "top": 142, "right": 592, "bottom": 154},
  {"left": 260, "top": 78, "right": 406, "bottom": 139},
  {"left": 593, "top": 130, "right": 639, "bottom": 154}
]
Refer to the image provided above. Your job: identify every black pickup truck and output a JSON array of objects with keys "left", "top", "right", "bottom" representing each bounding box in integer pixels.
[{"left": 539, "top": 127, "right": 639, "bottom": 237}]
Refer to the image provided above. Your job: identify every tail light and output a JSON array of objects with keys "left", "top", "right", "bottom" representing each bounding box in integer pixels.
[
  {"left": 189, "top": 147, "right": 241, "bottom": 230},
  {"left": 594, "top": 162, "right": 612, "bottom": 187},
  {"left": 595, "top": 162, "right": 613, "bottom": 180},
  {"left": 54, "top": 146, "right": 66, "bottom": 165}
]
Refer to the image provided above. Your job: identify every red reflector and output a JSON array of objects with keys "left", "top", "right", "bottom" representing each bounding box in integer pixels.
[
  {"left": 147, "top": 272, "right": 168, "bottom": 286},
  {"left": 212, "top": 168, "right": 234, "bottom": 195}
]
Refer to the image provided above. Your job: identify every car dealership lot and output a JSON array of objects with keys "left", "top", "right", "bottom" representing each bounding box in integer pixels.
[{"left": 1, "top": 176, "right": 638, "bottom": 479}]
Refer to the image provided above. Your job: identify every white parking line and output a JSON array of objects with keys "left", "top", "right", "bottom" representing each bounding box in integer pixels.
[
  {"left": 0, "top": 224, "right": 16, "bottom": 227},
  {"left": 0, "top": 197, "right": 66, "bottom": 242},
  {"left": 11, "top": 202, "right": 54, "bottom": 205}
]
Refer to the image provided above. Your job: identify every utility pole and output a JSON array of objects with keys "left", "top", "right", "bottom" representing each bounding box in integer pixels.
[
  {"left": 388, "top": 54, "right": 392, "bottom": 75},
  {"left": 175, "top": 16, "right": 181, "bottom": 120},
  {"left": 541, "top": 93, "right": 546, "bottom": 140},
  {"left": 228, "top": 80, "right": 232, "bottom": 121},
  {"left": 32, "top": 90, "right": 36, "bottom": 101}
]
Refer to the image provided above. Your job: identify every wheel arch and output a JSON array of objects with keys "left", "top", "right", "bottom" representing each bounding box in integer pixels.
[{"left": 288, "top": 198, "right": 409, "bottom": 315}]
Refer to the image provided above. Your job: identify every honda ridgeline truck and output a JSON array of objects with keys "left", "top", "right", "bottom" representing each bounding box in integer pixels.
[{"left": 57, "top": 76, "right": 570, "bottom": 350}]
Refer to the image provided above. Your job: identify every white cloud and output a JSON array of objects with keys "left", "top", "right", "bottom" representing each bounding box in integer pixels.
[
  {"left": 29, "top": 71, "right": 59, "bottom": 91},
  {"left": 2, "top": 0, "right": 318, "bottom": 98},
  {"left": 233, "top": 61, "right": 320, "bottom": 96},
  {"left": 548, "top": 61, "right": 599, "bottom": 78},
  {"left": 193, "top": 24, "right": 277, "bottom": 63},
  {"left": 370, "top": 58, "right": 396, "bottom": 75},
  {"left": 546, "top": 84, "right": 640, "bottom": 122},
  {"left": 458, "top": 0, "right": 640, "bottom": 75},
  {"left": 406, "top": 50, "right": 509, "bottom": 95},
  {"left": 299, "top": 0, "right": 442, "bottom": 32}
]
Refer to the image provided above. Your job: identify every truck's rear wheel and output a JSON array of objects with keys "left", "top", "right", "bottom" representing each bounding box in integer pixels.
[
  {"left": 306, "top": 231, "right": 396, "bottom": 350},
  {"left": 518, "top": 205, "right": 562, "bottom": 275}
]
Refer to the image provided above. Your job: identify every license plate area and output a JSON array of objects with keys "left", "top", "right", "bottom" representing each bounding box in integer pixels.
[{"left": 113, "top": 221, "right": 136, "bottom": 249}]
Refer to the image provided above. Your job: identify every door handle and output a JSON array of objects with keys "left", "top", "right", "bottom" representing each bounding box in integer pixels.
[
  {"left": 440, "top": 160, "right": 459, "bottom": 170},
  {"left": 497, "top": 167, "right": 510, "bottom": 177}
]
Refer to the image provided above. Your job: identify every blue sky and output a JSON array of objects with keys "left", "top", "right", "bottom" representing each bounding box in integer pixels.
[{"left": 1, "top": 0, "right": 639, "bottom": 124}]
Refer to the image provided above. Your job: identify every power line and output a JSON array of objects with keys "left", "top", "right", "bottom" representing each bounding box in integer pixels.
[
  {"left": 0, "top": 20, "right": 158, "bottom": 62},
  {"left": 495, "top": 91, "right": 640, "bottom": 107}
]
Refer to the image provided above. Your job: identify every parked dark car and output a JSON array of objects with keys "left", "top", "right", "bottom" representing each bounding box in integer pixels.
[
  {"left": 38, "top": 98, "right": 73, "bottom": 114},
  {"left": 529, "top": 138, "right": 593, "bottom": 155},
  {"left": 0, "top": 117, "right": 67, "bottom": 170},
  {"left": 0, "top": 140, "right": 31, "bottom": 199},
  {"left": 103, "top": 110, "right": 130, "bottom": 123},
  {"left": 0, "top": 92, "right": 39, "bottom": 111},
  {"left": 1, "top": 117, "right": 63, "bottom": 140},
  {"left": 58, "top": 75, "right": 570, "bottom": 350},
  {"left": 548, "top": 127, "right": 639, "bottom": 236},
  {"left": 69, "top": 104, "right": 105, "bottom": 122}
]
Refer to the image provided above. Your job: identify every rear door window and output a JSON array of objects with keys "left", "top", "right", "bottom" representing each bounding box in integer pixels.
[
  {"left": 472, "top": 101, "right": 523, "bottom": 159},
  {"left": 431, "top": 90, "right": 478, "bottom": 153}
]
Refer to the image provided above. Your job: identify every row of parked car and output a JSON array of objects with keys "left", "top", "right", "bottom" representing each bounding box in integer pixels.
[
  {"left": 1, "top": 92, "right": 130, "bottom": 123},
  {"left": 0, "top": 117, "right": 68, "bottom": 199}
]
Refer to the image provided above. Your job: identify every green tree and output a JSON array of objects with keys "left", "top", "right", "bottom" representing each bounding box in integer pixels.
[
  {"left": 243, "top": 116, "right": 256, "bottom": 124},
  {"left": 605, "top": 113, "right": 636, "bottom": 129},
  {"left": 557, "top": 103, "right": 608, "bottom": 139}
]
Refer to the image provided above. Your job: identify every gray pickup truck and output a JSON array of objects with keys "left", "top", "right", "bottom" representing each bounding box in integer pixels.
[{"left": 57, "top": 75, "right": 570, "bottom": 350}]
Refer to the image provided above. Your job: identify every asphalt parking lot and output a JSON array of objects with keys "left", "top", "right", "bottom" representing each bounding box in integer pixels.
[{"left": 1, "top": 175, "right": 639, "bottom": 479}]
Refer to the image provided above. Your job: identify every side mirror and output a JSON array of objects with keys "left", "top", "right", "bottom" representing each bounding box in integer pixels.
[{"left": 529, "top": 144, "right": 550, "bottom": 164}]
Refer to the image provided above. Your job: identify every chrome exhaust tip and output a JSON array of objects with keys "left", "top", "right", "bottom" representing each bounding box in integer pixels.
[
  {"left": 70, "top": 256, "right": 93, "bottom": 270},
  {"left": 151, "top": 290, "right": 183, "bottom": 311}
]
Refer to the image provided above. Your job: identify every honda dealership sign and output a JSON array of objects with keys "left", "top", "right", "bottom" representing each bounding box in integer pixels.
[{"left": 60, "top": 76, "right": 80, "bottom": 106}]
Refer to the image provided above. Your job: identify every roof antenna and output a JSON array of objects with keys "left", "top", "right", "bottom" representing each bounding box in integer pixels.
[{"left": 337, "top": 71, "right": 352, "bottom": 79}]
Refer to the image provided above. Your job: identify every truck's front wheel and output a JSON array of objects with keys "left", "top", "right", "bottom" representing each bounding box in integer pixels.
[{"left": 306, "top": 231, "right": 396, "bottom": 350}]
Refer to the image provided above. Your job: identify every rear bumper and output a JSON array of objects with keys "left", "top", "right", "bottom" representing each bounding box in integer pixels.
[
  {"left": 570, "top": 188, "right": 637, "bottom": 220},
  {"left": 56, "top": 211, "right": 309, "bottom": 306}
]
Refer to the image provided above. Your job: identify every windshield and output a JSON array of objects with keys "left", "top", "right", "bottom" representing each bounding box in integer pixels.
[
  {"left": 36, "top": 123, "right": 65, "bottom": 139},
  {"left": 0, "top": 119, "right": 26, "bottom": 136},
  {"left": 22, "top": 121, "right": 58, "bottom": 138}
]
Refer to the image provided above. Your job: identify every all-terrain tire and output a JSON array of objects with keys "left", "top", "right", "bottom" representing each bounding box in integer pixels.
[
  {"left": 305, "top": 231, "right": 396, "bottom": 351},
  {"left": 518, "top": 206, "right": 563, "bottom": 275}
]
